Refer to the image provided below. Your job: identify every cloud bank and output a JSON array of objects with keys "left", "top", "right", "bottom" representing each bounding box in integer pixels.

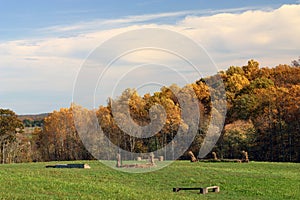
[{"left": 1, "top": 4, "right": 300, "bottom": 113}]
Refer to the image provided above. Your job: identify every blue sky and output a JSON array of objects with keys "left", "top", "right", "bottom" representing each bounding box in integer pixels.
[
  {"left": 1, "top": 0, "right": 300, "bottom": 114},
  {"left": 0, "top": 0, "right": 295, "bottom": 40}
]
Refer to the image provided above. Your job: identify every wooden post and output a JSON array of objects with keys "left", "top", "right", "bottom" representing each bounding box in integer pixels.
[
  {"left": 150, "top": 152, "right": 155, "bottom": 165},
  {"left": 242, "top": 151, "right": 249, "bottom": 163},
  {"left": 200, "top": 187, "right": 208, "bottom": 194},
  {"left": 116, "top": 153, "right": 121, "bottom": 168},
  {"left": 212, "top": 152, "right": 218, "bottom": 160},
  {"left": 187, "top": 151, "right": 197, "bottom": 162},
  {"left": 158, "top": 156, "right": 164, "bottom": 161}
]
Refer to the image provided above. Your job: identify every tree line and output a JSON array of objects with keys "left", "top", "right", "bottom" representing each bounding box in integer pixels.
[{"left": 0, "top": 60, "right": 299, "bottom": 163}]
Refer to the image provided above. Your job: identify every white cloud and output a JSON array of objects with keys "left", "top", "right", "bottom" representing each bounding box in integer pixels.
[
  {"left": 1, "top": 4, "right": 300, "bottom": 113},
  {"left": 178, "top": 4, "right": 300, "bottom": 68},
  {"left": 39, "top": 6, "right": 262, "bottom": 35}
]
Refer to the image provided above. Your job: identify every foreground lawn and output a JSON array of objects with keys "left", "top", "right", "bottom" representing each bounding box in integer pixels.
[{"left": 0, "top": 161, "right": 299, "bottom": 199}]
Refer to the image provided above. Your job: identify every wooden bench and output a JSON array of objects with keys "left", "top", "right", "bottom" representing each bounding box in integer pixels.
[{"left": 173, "top": 186, "right": 220, "bottom": 194}]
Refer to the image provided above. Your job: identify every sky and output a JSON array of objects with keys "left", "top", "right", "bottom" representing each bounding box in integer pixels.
[{"left": 1, "top": 0, "right": 300, "bottom": 114}]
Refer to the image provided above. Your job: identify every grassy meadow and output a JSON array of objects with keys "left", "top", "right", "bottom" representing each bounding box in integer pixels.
[{"left": 0, "top": 161, "right": 299, "bottom": 199}]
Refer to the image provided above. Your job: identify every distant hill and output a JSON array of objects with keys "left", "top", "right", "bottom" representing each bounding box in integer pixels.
[
  {"left": 18, "top": 113, "right": 49, "bottom": 121},
  {"left": 18, "top": 113, "right": 49, "bottom": 127}
]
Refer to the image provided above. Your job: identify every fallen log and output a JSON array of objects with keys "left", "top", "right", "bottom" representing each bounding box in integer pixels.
[{"left": 46, "top": 164, "right": 91, "bottom": 169}]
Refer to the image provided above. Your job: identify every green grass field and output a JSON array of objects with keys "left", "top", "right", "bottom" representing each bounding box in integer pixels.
[{"left": 0, "top": 161, "right": 299, "bottom": 199}]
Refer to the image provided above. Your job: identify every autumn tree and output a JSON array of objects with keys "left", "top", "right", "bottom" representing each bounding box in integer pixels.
[
  {"left": 37, "top": 107, "right": 91, "bottom": 161},
  {"left": 0, "top": 109, "right": 23, "bottom": 163},
  {"left": 9, "top": 59, "right": 300, "bottom": 163}
]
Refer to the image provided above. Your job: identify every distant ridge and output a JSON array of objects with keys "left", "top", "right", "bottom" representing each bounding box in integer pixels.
[{"left": 18, "top": 113, "right": 49, "bottom": 121}]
